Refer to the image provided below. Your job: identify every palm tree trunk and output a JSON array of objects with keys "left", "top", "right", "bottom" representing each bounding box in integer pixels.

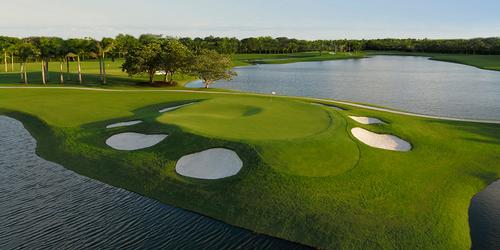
[
  {"left": 102, "top": 54, "right": 106, "bottom": 84},
  {"left": 41, "top": 61, "right": 46, "bottom": 84},
  {"left": 11, "top": 55, "right": 14, "bottom": 71},
  {"left": 45, "top": 60, "right": 49, "bottom": 81},
  {"left": 77, "top": 55, "right": 82, "bottom": 84},
  {"left": 59, "top": 61, "right": 64, "bottom": 84},
  {"left": 20, "top": 63, "right": 23, "bottom": 81},
  {"left": 66, "top": 58, "right": 71, "bottom": 81},
  {"left": 24, "top": 63, "right": 28, "bottom": 84},
  {"left": 99, "top": 57, "right": 103, "bottom": 81},
  {"left": 3, "top": 51, "right": 7, "bottom": 72}
]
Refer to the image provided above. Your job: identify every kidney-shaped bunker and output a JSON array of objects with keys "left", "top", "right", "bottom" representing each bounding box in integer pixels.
[{"left": 176, "top": 148, "right": 243, "bottom": 180}]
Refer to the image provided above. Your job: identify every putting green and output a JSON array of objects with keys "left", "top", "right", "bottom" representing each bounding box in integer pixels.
[{"left": 157, "top": 96, "right": 331, "bottom": 141}]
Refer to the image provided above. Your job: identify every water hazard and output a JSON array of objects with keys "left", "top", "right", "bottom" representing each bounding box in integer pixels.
[
  {"left": 0, "top": 116, "right": 308, "bottom": 249},
  {"left": 187, "top": 56, "right": 500, "bottom": 120}
]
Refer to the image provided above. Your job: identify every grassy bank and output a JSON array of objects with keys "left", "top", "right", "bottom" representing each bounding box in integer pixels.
[
  {"left": 0, "top": 87, "right": 498, "bottom": 249},
  {"left": 368, "top": 51, "right": 500, "bottom": 71},
  {"left": 232, "top": 51, "right": 366, "bottom": 66}
]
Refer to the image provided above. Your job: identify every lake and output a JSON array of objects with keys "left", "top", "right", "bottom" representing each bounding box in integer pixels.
[
  {"left": 187, "top": 56, "right": 500, "bottom": 120},
  {"left": 0, "top": 116, "right": 309, "bottom": 250}
]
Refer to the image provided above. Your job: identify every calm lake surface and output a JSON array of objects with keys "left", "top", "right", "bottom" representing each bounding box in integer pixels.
[
  {"left": 187, "top": 56, "right": 500, "bottom": 120},
  {"left": 0, "top": 116, "right": 308, "bottom": 250},
  {"left": 469, "top": 180, "right": 500, "bottom": 249}
]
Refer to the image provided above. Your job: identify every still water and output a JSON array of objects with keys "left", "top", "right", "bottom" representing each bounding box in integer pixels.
[
  {"left": 469, "top": 180, "right": 500, "bottom": 249},
  {"left": 187, "top": 56, "right": 500, "bottom": 120},
  {"left": 0, "top": 116, "right": 308, "bottom": 249}
]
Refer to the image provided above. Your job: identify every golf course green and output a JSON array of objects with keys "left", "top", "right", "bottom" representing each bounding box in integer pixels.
[{"left": 0, "top": 86, "right": 499, "bottom": 249}]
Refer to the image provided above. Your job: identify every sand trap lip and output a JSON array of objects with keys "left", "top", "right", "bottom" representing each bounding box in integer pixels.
[
  {"left": 159, "top": 103, "right": 195, "bottom": 113},
  {"left": 349, "top": 116, "right": 385, "bottom": 124},
  {"left": 351, "top": 127, "right": 411, "bottom": 151},
  {"left": 106, "top": 132, "right": 167, "bottom": 151},
  {"left": 176, "top": 148, "right": 243, "bottom": 180},
  {"left": 106, "top": 120, "right": 143, "bottom": 128}
]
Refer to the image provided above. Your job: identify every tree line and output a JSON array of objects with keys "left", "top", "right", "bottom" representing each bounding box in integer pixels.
[
  {"left": 0, "top": 34, "right": 235, "bottom": 87},
  {"left": 1, "top": 34, "right": 499, "bottom": 84}
]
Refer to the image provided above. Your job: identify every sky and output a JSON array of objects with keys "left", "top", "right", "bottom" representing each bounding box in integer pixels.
[{"left": 1, "top": 0, "right": 499, "bottom": 40}]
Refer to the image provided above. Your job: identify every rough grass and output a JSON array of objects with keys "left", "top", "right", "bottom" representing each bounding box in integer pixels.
[
  {"left": 368, "top": 51, "right": 500, "bottom": 71},
  {"left": 0, "top": 87, "right": 499, "bottom": 249}
]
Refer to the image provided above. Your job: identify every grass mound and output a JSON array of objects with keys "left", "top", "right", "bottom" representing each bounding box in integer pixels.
[{"left": 158, "top": 96, "right": 331, "bottom": 141}]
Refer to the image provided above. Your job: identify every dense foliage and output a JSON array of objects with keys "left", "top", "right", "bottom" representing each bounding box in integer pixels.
[{"left": 1, "top": 34, "right": 499, "bottom": 84}]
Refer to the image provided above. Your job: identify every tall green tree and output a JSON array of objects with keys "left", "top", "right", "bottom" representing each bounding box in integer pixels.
[
  {"left": 159, "top": 39, "right": 192, "bottom": 84},
  {"left": 0, "top": 36, "right": 19, "bottom": 72},
  {"left": 53, "top": 39, "right": 68, "bottom": 84},
  {"left": 190, "top": 49, "right": 236, "bottom": 88},
  {"left": 113, "top": 34, "right": 139, "bottom": 58},
  {"left": 17, "top": 42, "right": 37, "bottom": 84},
  {"left": 66, "top": 38, "right": 91, "bottom": 84},
  {"left": 30, "top": 37, "right": 61, "bottom": 84},
  {"left": 122, "top": 41, "right": 162, "bottom": 83},
  {"left": 96, "top": 37, "right": 115, "bottom": 84}
]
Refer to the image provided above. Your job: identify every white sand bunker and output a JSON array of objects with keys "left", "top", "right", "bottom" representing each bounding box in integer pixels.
[
  {"left": 106, "top": 132, "right": 167, "bottom": 151},
  {"left": 159, "top": 103, "right": 195, "bottom": 113},
  {"left": 106, "top": 120, "right": 143, "bottom": 128},
  {"left": 349, "top": 116, "right": 385, "bottom": 125},
  {"left": 176, "top": 148, "right": 243, "bottom": 180},
  {"left": 351, "top": 127, "right": 411, "bottom": 151}
]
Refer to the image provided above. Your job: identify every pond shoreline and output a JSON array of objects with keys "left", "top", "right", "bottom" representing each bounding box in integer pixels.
[{"left": 0, "top": 115, "right": 311, "bottom": 249}]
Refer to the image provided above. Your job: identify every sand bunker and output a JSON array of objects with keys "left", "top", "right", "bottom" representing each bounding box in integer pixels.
[
  {"left": 349, "top": 116, "right": 385, "bottom": 125},
  {"left": 175, "top": 148, "right": 243, "bottom": 179},
  {"left": 159, "top": 103, "right": 195, "bottom": 113},
  {"left": 106, "top": 132, "right": 167, "bottom": 151},
  {"left": 351, "top": 127, "right": 411, "bottom": 151},
  {"left": 106, "top": 120, "right": 143, "bottom": 128}
]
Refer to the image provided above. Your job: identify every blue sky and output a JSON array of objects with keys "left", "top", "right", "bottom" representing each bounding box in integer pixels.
[{"left": 1, "top": 0, "right": 499, "bottom": 39}]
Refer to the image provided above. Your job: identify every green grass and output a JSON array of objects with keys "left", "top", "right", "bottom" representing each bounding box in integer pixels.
[
  {"left": 232, "top": 51, "right": 367, "bottom": 66},
  {"left": 0, "top": 87, "right": 498, "bottom": 249},
  {"left": 368, "top": 51, "right": 500, "bottom": 71}
]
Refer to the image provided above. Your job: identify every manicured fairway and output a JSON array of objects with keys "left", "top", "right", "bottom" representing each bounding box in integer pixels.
[{"left": 0, "top": 87, "right": 499, "bottom": 249}]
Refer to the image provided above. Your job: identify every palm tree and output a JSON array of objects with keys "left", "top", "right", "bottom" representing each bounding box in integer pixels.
[
  {"left": 67, "top": 38, "right": 91, "bottom": 84},
  {"left": 96, "top": 38, "right": 114, "bottom": 84},
  {"left": 54, "top": 39, "right": 68, "bottom": 84},
  {"left": 17, "top": 42, "right": 37, "bottom": 84},
  {"left": 0, "top": 36, "right": 19, "bottom": 72}
]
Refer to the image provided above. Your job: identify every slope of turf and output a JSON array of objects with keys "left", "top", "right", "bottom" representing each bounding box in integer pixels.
[
  {"left": 158, "top": 97, "right": 331, "bottom": 140},
  {"left": 368, "top": 51, "right": 500, "bottom": 71},
  {"left": 0, "top": 87, "right": 499, "bottom": 249}
]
